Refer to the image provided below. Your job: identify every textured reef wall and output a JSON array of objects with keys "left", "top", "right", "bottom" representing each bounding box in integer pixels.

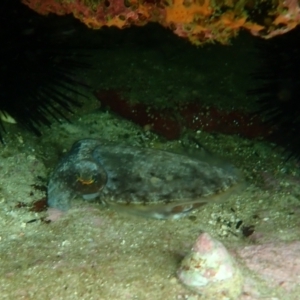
[{"left": 22, "top": 0, "right": 300, "bottom": 45}]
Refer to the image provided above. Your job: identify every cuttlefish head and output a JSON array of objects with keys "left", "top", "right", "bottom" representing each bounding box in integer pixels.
[{"left": 70, "top": 159, "right": 108, "bottom": 200}]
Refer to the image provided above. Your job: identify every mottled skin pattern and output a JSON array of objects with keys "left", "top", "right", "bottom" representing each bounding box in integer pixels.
[{"left": 48, "top": 139, "right": 240, "bottom": 218}]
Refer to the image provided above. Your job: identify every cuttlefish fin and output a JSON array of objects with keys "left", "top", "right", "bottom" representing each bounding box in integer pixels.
[
  {"left": 105, "top": 200, "right": 207, "bottom": 220},
  {"left": 103, "top": 181, "right": 247, "bottom": 220}
]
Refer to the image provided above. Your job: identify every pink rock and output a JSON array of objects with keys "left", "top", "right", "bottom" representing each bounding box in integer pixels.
[
  {"left": 177, "top": 232, "right": 243, "bottom": 300},
  {"left": 237, "top": 241, "right": 300, "bottom": 293},
  {"left": 46, "top": 207, "right": 65, "bottom": 222}
]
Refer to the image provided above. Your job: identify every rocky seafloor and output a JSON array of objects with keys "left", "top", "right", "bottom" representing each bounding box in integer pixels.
[
  {"left": 1, "top": 26, "right": 300, "bottom": 299},
  {"left": 0, "top": 105, "right": 300, "bottom": 300}
]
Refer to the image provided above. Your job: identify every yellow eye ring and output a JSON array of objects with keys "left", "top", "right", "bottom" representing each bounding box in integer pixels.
[{"left": 76, "top": 175, "right": 95, "bottom": 185}]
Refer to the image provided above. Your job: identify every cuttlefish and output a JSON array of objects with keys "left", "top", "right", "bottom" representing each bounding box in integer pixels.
[{"left": 47, "top": 139, "right": 243, "bottom": 219}]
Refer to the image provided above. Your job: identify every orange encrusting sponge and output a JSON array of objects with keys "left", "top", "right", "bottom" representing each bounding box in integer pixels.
[{"left": 22, "top": 0, "right": 300, "bottom": 44}]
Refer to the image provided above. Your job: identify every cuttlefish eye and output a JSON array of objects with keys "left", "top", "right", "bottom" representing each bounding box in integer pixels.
[{"left": 69, "top": 159, "right": 107, "bottom": 197}]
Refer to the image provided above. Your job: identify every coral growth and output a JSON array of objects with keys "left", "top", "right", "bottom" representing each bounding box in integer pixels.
[
  {"left": 94, "top": 90, "right": 181, "bottom": 140},
  {"left": 94, "top": 89, "right": 273, "bottom": 140},
  {"left": 22, "top": 0, "right": 300, "bottom": 45}
]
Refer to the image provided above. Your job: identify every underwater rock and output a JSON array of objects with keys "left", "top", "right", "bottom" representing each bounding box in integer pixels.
[
  {"left": 177, "top": 233, "right": 244, "bottom": 299},
  {"left": 47, "top": 139, "right": 242, "bottom": 219},
  {"left": 237, "top": 240, "right": 300, "bottom": 295}
]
